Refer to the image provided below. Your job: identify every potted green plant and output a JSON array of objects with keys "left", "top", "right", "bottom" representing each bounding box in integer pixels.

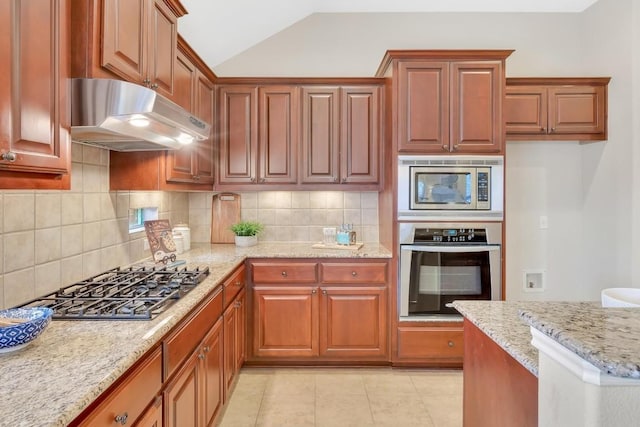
[{"left": 229, "top": 221, "right": 264, "bottom": 247}]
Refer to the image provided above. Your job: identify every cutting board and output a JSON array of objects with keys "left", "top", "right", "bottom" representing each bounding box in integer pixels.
[{"left": 210, "top": 193, "right": 241, "bottom": 243}]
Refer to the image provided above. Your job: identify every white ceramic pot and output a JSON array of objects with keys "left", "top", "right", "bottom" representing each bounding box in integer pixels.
[{"left": 234, "top": 235, "right": 258, "bottom": 247}]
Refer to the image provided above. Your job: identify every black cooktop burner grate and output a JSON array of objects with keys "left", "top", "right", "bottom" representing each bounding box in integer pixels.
[{"left": 18, "top": 265, "right": 210, "bottom": 320}]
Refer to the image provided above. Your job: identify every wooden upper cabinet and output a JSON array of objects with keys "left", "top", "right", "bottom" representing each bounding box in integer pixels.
[
  {"left": 300, "top": 86, "right": 340, "bottom": 184},
  {"left": 397, "top": 61, "right": 449, "bottom": 152},
  {"left": 101, "top": 0, "right": 180, "bottom": 99},
  {"left": 505, "top": 77, "right": 610, "bottom": 141},
  {"left": 218, "top": 86, "right": 258, "bottom": 184},
  {"left": 0, "top": 0, "right": 71, "bottom": 189},
  {"left": 378, "top": 50, "right": 512, "bottom": 154},
  {"left": 340, "top": 86, "right": 381, "bottom": 184},
  {"left": 258, "top": 86, "right": 298, "bottom": 184}
]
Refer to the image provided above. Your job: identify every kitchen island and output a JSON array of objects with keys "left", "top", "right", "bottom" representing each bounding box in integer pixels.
[
  {"left": 0, "top": 242, "right": 390, "bottom": 427},
  {"left": 454, "top": 300, "right": 640, "bottom": 427}
]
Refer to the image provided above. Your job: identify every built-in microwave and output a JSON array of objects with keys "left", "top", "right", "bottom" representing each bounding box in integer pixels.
[{"left": 397, "top": 155, "right": 504, "bottom": 221}]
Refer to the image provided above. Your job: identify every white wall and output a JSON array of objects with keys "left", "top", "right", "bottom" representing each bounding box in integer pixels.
[{"left": 213, "top": 9, "right": 632, "bottom": 301}]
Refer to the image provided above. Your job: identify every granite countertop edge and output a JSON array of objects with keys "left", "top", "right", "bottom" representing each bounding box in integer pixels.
[{"left": 0, "top": 242, "right": 391, "bottom": 427}]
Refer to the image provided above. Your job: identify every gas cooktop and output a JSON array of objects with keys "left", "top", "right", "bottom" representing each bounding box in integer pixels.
[{"left": 19, "top": 265, "right": 210, "bottom": 320}]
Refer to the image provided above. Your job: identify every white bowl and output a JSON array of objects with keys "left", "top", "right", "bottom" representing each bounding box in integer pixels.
[{"left": 601, "top": 288, "right": 640, "bottom": 308}]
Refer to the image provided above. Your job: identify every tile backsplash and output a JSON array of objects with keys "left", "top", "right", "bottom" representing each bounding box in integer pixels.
[
  {"left": 0, "top": 143, "right": 188, "bottom": 309},
  {"left": 188, "top": 190, "right": 379, "bottom": 244},
  {"left": 1, "top": 144, "right": 380, "bottom": 309}
]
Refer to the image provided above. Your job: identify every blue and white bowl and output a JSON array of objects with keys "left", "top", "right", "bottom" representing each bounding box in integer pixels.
[{"left": 0, "top": 307, "right": 53, "bottom": 354}]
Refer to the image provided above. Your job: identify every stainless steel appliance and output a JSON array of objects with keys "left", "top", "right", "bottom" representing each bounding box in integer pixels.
[
  {"left": 71, "top": 78, "right": 211, "bottom": 151},
  {"left": 397, "top": 155, "right": 504, "bottom": 221},
  {"left": 399, "top": 222, "right": 501, "bottom": 320},
  {"left": 18, "top": 265, "right": 209, "bottom": 320}
]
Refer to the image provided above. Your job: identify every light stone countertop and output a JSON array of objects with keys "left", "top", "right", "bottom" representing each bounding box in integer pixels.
[
  {"left": 518, "top": 302, "right": 640, "bottom": 379},
  {"left": 0, "top": 242, "right": 391, "bottom": 427},
  {"left": 452, "top": 300, "right": 546, "bottom": 377}
]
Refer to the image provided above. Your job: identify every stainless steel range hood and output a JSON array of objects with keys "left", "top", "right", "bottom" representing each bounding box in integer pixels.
[{"left": 71, "top": 78, "right": 211, "bottom": 151}]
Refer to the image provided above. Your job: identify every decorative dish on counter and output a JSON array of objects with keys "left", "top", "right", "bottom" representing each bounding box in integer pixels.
[{"left": 0, "top": 307, "right": 53, "bottom": 353}]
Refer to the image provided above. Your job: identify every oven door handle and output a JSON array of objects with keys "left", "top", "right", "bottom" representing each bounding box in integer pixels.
[{"left": 402, "top": 245, "right": 500, "bottom": 253}]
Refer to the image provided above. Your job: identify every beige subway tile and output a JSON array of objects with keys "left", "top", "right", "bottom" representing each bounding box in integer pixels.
[
  {"left": 100, "top": 193, "right": 117, "bottom": 221},
  {"left": 35, "top": 261, "right": 61, "bottom": 296},
  {"left": 189, "top": 208, "right": 209, "bottom": 227},
  {"left": 4, "top": 193, "right": 35, "bottom": 232},
  {"left": 83, "top": 222, "right": 101, "bottom": 251},
  {"left": 240, "top": 209, "right": 258, "bottom": 222},
  {"left": 190, "top": 225, "right": 210, "bottom": 244},
  {"left": 258, "top": 191, "right": 277, "bottom": 209},
  {"left": 61, "top": 255, "right": 84, "bottom": 286},
  {"left": 82, "top": 145, "right": 103, "bottom": 165},
  {"left": 240, "top": 192, "right": 258, "bottom": 209},
  {"left": 100, "top": 165, "right": 109, "bottom": 193},
  {"left": 116, "top": 192, "right": 130, "bottom": 218},
  {"left": 70, "top": 162, "right": 83, "bottom": 192},
  {"left": 309, "top": 227, "right": 324, "bottom": 242},
  {"left": 326, "top": 191, "right": 344, "bottom": 208},
  {"left": 291, "top": 192, "right": 310, "bottom": 209},
  {"left": 289, "top": 209, "right": 310, "bottom": 226},
  {"left": 361, "top": 192, "right": 379, "bottom": 209},
  {"left": 0, "top": 276, "right": 4, "bottom": 310},
  {"left": 129, "top": 238, "right": 147, "bottom": 263},
  {"left": 0, "top": 235, "right": 3, "bottom": 274},
  {"left": 61, "top": 193, "right": 84, "bottom": 225},
  {"left": 100, "top": 245, "right": 121, "bottom": 271},
  {"left": 4, "top": 231, "right": 34, "bottom": 273},
  {"left": 3, "top": 268, "right": 35, "bottom": 308},
  {"left": 257, "top": 209, "right": 277, "bottom": 225},
  {"left": 35, "top": 193, "right": 61, "bottom": 229},
  {"left": 361, "top": 226, "right": 379, "bottom": 243},
  {"left": 309, "top": 192, "right": 328, "bottom": 209},
  {"left": 172, "top": 192, "right": 190, "bottom": 211},
  {"left": 326, "top": 209, "right": 343, "bottom": 226},
  {"left": 344, "top": 209, "right": 362, "bottom": 225},
  {"left": 362, "top": 208, "right": 379, "bottom": 226},
  {"left": 309, "top": 210, "right": 327, "bottom": 225},
  {"left": 99, "top": 147, "right": 109, "bottom": 166},
  {"left": 83, "top": 250, "right": 102, "bottom": 278},
  {"left": 188, "top": 192, "right": 207, "bottom": 210},
  {"left": 100, "top": 219, "right": 120, "bottom": 248},
  {"left": 275, "top": 209, "right": 293, "bottom": 225},
  {"left": 71, "top": 142, "right": 83, "bottom": 162},
  {"left": 83, "top": 193, "right": 102, "bottom": 222},
  {"left": 344, "top": 192, "right": 362, "bottom": 209},
  {"left": 290, "top": 227, "right": 310, "bottom": 242},
  {"left": 0, "top": 194, "right": 3, "bottom": 233},
  {"left": 61, "top": 224, "right": 83, "bottom": 257},
  {"left": 275, "top": 192, "right": 292, "bottom": 208},
  {"left": 82, "top": 164, "right": 102, "bottom": 192},
  {"left": 35, "top": 228, "right": 61, "bottom": 264}
]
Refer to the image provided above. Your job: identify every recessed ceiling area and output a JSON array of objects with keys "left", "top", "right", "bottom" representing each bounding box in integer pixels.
[{"left": 178, "top": 0, "right": 600, "bottom": 69}]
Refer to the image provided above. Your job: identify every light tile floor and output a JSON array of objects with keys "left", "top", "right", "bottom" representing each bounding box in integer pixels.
[{"left": 218, "top": 368, "right": 463, "bottom": 427}]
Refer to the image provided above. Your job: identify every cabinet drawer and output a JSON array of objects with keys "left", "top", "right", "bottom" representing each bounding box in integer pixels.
[
  {"left": 320, "top": 262, "right": 387, "bottom": 284},
  {"left": 251, "top": 262, "right": 317, "bottom": 284},
  {"left": 397, "top": 326, "right": 463, "bottom": 360},
  {"left": 224, "top": 265, "right": 246, "bottom": 309},
  {"left": 164, "top": 287, "right": 223, "bottom": 380},
  {"left": 77, "top": 347, "right": 162, "bottom": 426}
]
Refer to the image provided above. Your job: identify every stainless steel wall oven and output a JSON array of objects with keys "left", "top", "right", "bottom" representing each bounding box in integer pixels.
[{"left": 399, "top": 222, "right": 502, "bottom": 320}]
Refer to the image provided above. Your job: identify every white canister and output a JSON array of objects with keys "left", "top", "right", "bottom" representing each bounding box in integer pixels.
[
  {"left": 172, "top": 231, "right": 184, "bottom": 254},
  {"left": 173, "top": 224, "right": 191, "bottom": 251}
]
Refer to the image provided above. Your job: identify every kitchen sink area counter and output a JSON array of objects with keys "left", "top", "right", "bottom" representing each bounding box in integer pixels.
[{"left": 0, "top": 242, "right": 390, "bottom": 427}]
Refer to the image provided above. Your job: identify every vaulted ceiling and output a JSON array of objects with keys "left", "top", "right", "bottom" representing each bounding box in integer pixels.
[{"left": 178, "top": 0, "right": 599, "bottom": 70}]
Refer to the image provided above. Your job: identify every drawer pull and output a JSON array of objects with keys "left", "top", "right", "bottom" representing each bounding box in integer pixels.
[
  {"left": 114, "top": 412, "right": 128, "bottom": 425},
  {"left": 311, "top": 289, "right": 317, "bottom": 294},
  {"left": 322, "top": 289, "right": 327, "bottom": 295},
  {"left": 281, "top": 271, "right": 288, "bottom": 277},
  {"left": 448, "top": 341, "right": 455, "bottom": 347},
  {"left": 351, "top": 271, "right": 357, "bottom": 277},
  {"left": 198, "top": 353, "right": 205, "bottom": 360},
  {"left": 235, "top": 281, "right": 242, "bottom": 287},
  {"left": 203, "top": 346, "right": 210, "bottom": 353}
]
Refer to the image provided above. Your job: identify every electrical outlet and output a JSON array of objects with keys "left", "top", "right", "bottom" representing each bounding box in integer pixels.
[{"left": 523, "top": 270, "right": 545, "bottom": 292}]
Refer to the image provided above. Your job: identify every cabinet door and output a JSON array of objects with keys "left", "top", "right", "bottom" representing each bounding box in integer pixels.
[
  {"left": 319, "top": 286, "right": 387, "bottom": 358},
  {"left": 258, "top": 86, "right": 298, "bottom": 183},
  {"left": 235, "top": 289, "right": 246, "bottom": 371},
  {"left": 136, "top": 396, "right": 163, "bottom": 427},
  {"left": 165, "top": 48, "right": 197, "bottom": 183},
  {"left": 548, "top": 85, "right": 606, "bottom": 136},
  {"left": 218, "top": 86, "right": 258, "bottom": 184},
  {"left": 194, "top": 71, "right": 215, "bottom": 184},
  {"left": 148, "top": 0, "right": 176, "bottom": 99},
  {"left": 165, "top": 351, "right": 201, "bottom": 427},
  {"left": 340, "top": 86, "right": 381, "bottom": 184},
  {"left": 397, "top": 61, "right": 449, "bottom": 152},
  {"left": 504, "top": 86, "right": 548, "bottom": 135},
  {"left": 252, "top": 286, "right": 318, "bottom": 358},
  {"left": 202, "top": 317, "right": 224, "bottom": 427},
  {"left": 0, "top": 0, "right": 70, "bottom": 178},
  {"left": 101, "top": 0, "right": 147, "bottom": 84},
  {"left": 223, "top": 302, "right": 237, "bottom": 396},
  {"left": 300, "top": 86, "right": 340, "bottom": 183},
  {"left": 450, "top": 61, "right": 503, "bottom": 153}
]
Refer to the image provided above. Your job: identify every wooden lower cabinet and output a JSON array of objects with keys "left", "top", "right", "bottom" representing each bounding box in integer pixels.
[
  {"left": 223, "top": 288, "right": 246, "bottom": 399},
  {"left": 463, "top": 319, "right": 537, "bottom": 427},
  {"left": 202, "top": 318, "right": 224, "bottom": 427},
  {"left": 136, "top": 396, "right": 163, "bottom": 427},
  {"left": 395, "top": 323, "right": 463, "bottom": 367},
  {"left": 165, "top": 350, "right": 200, "bottom": 427},
  {"left": 248, "top": 259, "right": 389, "bottom": 363}
]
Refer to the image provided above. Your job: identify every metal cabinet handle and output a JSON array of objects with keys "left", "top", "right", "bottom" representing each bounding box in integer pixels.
[
  {"left": 259, "top": 178, "right": 265, "bottom": 183},
  {"left": 550, "top": 127, "right": 556, "bottom": 133},
  {"left": 448, "top": 341, "right": 454, "bottom": 347},
  {"left": 311, "top": 289, "right": 317, "bottom": 294},
  {"left": 452, "top": 144, "right": 459, "bottom": 151},
  {"left": 151, "top": 83, "right": 159, "bottom": 90},
  {"left": 441, "top": 145, "right": 448, "bottom": 151},
  {"left": 235, "top": 281, "right": 242, "bottom": 287},
  {"left": 281, "top": 271, "right": 287, "bottom": 277},
  {"left": 322, "top": 289, "right": 327, "bottom": 295},
  {"left": 198, "top": 353, "right": 205, "bottom": 360},
  {"left": 250, "top": 177, "right": 256, "bottom": 182},
  {"left": 341, "top": 177, "right": 347, "bottom": 183},
  {"left": 0, "top": 152, "right": 17, "bottom": 162},
  {"left": 203, "top": 346, "right": 210, "bottom": 353},
  {"left": 114, "top": 412, "right": 129, "bottom": 425},
  {"left": 235, "top": 300, "right": 242, "bottom": 308},
  {"left": 351, "top": 271, "right": 358, "bottom": 277},
  {"left": 540, "top": 127, "right": 546, "bottom": 133},
  {"left": 332, "top": 176, "right": 337, "bottom": 182}
]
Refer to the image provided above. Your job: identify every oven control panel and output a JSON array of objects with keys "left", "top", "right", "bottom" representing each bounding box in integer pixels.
[{"left": 413, "top": 228, "right": 488, "bottom": 244}]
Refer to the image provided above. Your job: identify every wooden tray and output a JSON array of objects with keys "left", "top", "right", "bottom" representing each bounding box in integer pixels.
[{"left": 312, "top": 242, "right": 364, "bottom": 250}]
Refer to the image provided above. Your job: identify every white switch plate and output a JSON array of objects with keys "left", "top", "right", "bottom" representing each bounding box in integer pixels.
[
  {"left": 523, "top": 270, "right": 545, "bottom": 292},
  {"left": 539, "top": 215, "right": 548, "bottom": 229}
]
